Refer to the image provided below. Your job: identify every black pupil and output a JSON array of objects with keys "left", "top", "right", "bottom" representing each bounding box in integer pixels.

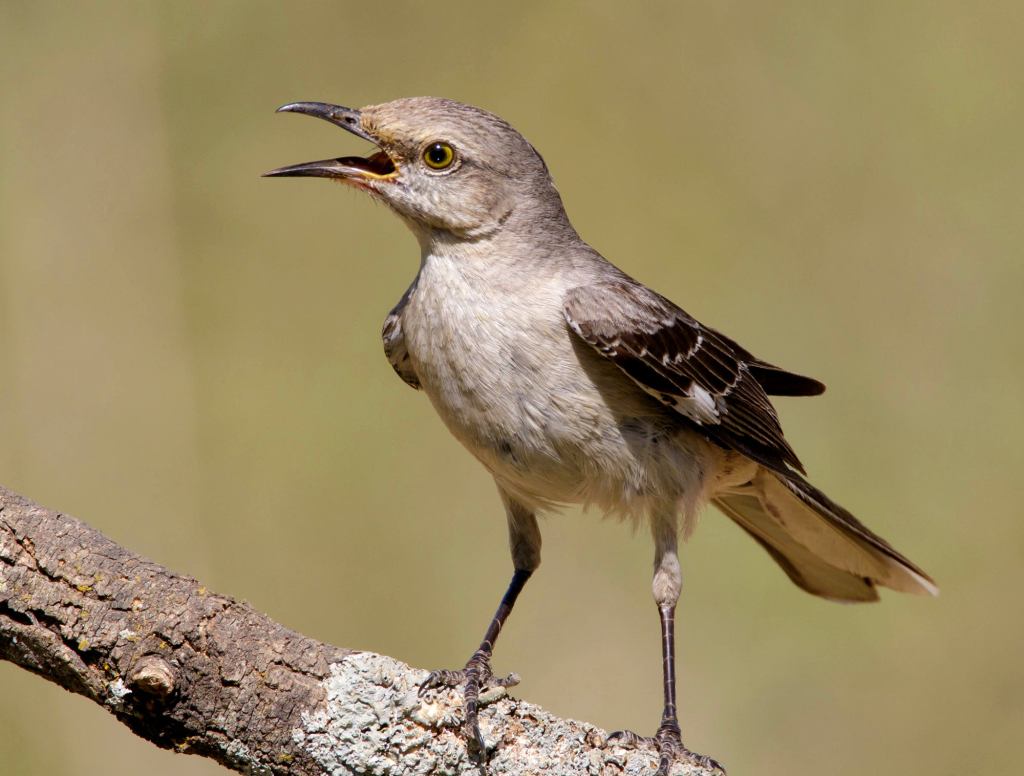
[{"left": 427, "top": 144, "right": 449, "bottom": 165}]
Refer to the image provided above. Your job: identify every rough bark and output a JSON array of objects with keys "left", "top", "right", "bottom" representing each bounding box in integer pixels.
[{"left": 0, "top": 484, "right": 717, "bottom": 775}]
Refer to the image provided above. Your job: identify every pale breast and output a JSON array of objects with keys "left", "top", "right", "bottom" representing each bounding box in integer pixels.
[
  {"left": 401, "top": 255, "right": 574, "bottom": 452},
  {"left": 397, "top": 254, "right": 701, "bottom": 513}
]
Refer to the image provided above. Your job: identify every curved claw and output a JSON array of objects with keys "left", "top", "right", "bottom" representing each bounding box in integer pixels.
[
  {"left": 606, "top": 729, "right": 650, "bottom": 748},
  {"left": 418, "top": 668, "right": 466, "bottom": 696},
  {"left": 656, "top": 725, "right": 725, "bottom": 774},
  {"left": 465, "top": 715, "right": 487, "bottom": 759},
  {"left": 655, "top": 749, "right": 726, "bottom": 775},
  {"left": 417, "top": 652, "right": 521, "bottom": 764},
  {"left": 607, "top": 726, "right": 725, "bottom": 775}
]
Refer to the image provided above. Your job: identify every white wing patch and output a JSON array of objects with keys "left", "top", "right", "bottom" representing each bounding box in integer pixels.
[
  {"left": 567, "top": 307, "right": 722, "bottom": 425},
  {"left": 641, "top": 380, "right": 721, "bottom": 425}
]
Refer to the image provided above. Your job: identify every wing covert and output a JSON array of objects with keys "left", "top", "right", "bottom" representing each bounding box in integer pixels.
[{"left": 563, "top": 279, "right": 805, "bottom": 473}]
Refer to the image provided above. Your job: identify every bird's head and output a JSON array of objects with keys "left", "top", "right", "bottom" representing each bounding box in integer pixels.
[{"left": 265, "top": 97, "right": 562, "bottom": 243}]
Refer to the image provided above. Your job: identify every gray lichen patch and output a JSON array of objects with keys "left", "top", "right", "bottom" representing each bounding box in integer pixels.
[
  {"left": 294, "top": 652, "right": 462, "bottom": 775},
  {"left": 106, "top": 677, "right": 131, "bottom": 711},
  {"left": 222, "top": 738, "right": 272, "bottom": 776},
  {"left": 294, "top": 652, "right": 716, "bottom": 776}
]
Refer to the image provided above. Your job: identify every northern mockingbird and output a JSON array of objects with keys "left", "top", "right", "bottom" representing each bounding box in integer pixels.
[{"left": 266, "top": 98, "right": 937, "bottom": 774}]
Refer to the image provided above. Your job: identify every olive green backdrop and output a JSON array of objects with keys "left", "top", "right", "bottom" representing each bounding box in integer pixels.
[{"left": 1, "top": 2, "right": 1020, "bottom": 775}]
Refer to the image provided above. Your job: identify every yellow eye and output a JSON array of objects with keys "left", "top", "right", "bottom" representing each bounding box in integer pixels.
[{"left": 423, "top": 142, "right": 455, "bottom": 170}]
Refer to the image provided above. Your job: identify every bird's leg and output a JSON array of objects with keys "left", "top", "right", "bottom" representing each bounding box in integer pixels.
[
  {"left": 647, "top": 601, "right": 725, "bottom": 774},
  {"left": 419, "top": 493, "right": 540, "bottom": 760},
  {"left": 419, "top": 568, "right": 532, "bottom": 756},
  {"left": 608, "top": 517, "right": 725, "bottom": 774}
]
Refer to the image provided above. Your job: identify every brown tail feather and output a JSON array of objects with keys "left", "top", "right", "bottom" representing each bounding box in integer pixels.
[{"left": 715, "top": 470, "right": 938, "bottom": 601}]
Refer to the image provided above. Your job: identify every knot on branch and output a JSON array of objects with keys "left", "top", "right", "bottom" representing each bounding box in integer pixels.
[{"left": 129, "top": 655, "right": 175, "bottom": 697}]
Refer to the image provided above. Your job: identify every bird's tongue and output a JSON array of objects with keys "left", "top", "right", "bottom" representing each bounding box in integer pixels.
[{"left": 339, "top": 150, "right": 395, "bottom": 175}]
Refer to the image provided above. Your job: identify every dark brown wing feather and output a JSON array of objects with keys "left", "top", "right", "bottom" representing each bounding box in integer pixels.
[{"left": 564, "top": 279, "right": 810, "bottom": 473}]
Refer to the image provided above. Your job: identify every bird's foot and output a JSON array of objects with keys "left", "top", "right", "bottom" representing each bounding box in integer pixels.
[
  {"left": 607, "top": 720, "right": 725, "bottom": 775},
  {"left": 418, "top": 648, "right": 520, "bottom": 761}
]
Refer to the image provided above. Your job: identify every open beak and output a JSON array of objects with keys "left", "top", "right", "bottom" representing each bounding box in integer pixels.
[{"left": 263, "top": 102, "right": 397, "bottom": 181}]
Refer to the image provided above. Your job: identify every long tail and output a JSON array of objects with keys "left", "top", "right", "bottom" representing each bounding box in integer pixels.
[{"left": 714, "top": 468, "right": 938, "bottom": 602}]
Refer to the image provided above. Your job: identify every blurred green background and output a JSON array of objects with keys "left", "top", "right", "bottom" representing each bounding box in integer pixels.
[{"left": 1, "top": 2, "right": 1021, "bottom": 774}]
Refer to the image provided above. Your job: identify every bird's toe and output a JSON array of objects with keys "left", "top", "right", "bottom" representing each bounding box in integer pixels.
[
  {"left": 607, "top": 723, "right": 724, "bottom": 775},
  {"left": 418, "top": 650, "right": 521, "bottom": 764}
]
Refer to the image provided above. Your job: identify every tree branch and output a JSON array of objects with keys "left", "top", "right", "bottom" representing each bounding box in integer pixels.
[{"left": 0, "top": 484, "right": 716, "bottom": 775}]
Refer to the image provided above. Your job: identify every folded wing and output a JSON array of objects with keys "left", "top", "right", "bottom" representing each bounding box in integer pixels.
[{"left": 563, "top": 279, "right": 818, "bottom": 474}]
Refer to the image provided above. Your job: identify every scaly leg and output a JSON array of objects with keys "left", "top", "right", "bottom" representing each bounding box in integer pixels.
[
  {"left": 609, "top": 514, "right": 725, "bottom": 774},
  {"left": 419, "top": 491, "right": 540, "bottom": 761}
]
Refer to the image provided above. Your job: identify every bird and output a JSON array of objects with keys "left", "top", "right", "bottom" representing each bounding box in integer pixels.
[{"left": 265, "top": 97, "right": 937, "bottom": 775}]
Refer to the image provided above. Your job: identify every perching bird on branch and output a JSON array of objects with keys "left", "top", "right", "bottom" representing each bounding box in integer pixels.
[{"left": 265, "top": 97, "right": 937, "bottom": 775}]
